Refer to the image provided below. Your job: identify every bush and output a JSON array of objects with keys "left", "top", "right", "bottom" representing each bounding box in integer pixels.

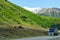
[{"left": 21, "top": 16, "right": 27, "bottom": 19}]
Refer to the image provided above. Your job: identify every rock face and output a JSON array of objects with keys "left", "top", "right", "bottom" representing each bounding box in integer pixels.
[{"left": 30, "top": 8, "right": 60, "bottom": 18}]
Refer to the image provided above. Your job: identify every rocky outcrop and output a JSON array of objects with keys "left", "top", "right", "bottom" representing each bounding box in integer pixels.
[{"left": 30, "top": 8, "right": 60, "bottom": 18}]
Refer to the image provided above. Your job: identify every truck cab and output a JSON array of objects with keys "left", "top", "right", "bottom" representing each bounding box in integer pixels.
[{"left": 48, "top": 27, "right": 58, "bottom": 36}]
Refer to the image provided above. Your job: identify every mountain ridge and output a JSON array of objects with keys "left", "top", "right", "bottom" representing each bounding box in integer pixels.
[{"left": 23, "top": 7, "right": 60, "bottom": 18}]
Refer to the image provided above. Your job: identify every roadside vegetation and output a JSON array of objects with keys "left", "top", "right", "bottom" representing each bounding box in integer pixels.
[{"left": 0, "top": 27, "right": 47, "bottom": 39}]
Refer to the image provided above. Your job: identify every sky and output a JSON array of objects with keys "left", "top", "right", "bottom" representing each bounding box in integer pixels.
[{"left": 9, "top": 0, "right": 60, "bottom": 8}]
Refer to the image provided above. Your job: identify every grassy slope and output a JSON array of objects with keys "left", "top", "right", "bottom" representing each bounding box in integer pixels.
[
  {"left": 0, "top": 0, "right": 56, "bottom": 28},
  {"left": 0, "top": 0, "right": 60, "bottom": 39}
]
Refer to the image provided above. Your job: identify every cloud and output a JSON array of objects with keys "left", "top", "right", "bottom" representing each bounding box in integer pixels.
[
  {"left": 23, "top": 6, "right": 42, "bottom": 13},
  {"left": 23, "top": 6, "right": 40, "bottom": 11}
]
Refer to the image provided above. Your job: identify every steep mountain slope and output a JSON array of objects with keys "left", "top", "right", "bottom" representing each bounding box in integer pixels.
[
  {"left": 0, "top": 0, "right": 49, "bottom": 38},
  {"left": 0, "top": 0, "right": 60, "bottom": 39},
  {"left": 36, "top": 8, "right": 60, "bottom": 18},
  {"left": 0, "top": 0, "right": 58, "bottom": 28},
  {"left": 25, "top": 7, "right": 60, "bottom": 18}
]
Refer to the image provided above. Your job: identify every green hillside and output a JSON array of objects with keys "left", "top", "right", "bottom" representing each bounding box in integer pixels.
[
  {"left": 0, "top": 0, "right": 60, "bottom": 39},
  {"left": 0, "top": 0, "right": 56, "bottom": 28}
]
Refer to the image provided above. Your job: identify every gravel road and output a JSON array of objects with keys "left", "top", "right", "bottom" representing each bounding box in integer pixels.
[{"left": 12, "top": 36, "right": 60, "bottom": 40}]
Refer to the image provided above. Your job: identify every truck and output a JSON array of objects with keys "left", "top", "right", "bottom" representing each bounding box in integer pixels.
[{"left": 48, "top": 27, "right": 58, "bottom": 36}]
